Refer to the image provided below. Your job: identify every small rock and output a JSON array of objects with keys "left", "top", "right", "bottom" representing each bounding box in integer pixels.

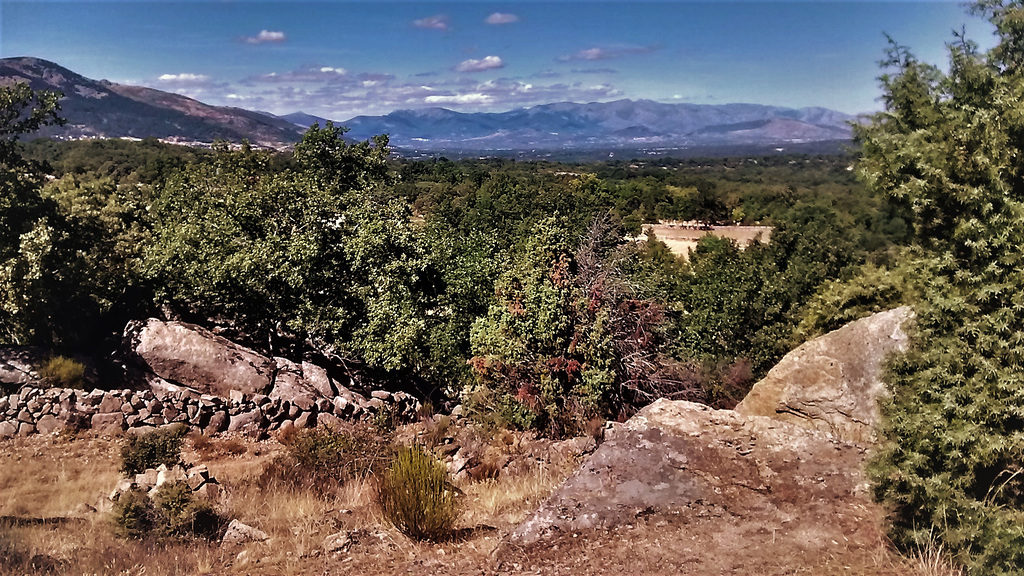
[
  {"left": 97, "top": 394, "right": 122, "bottom": 414},
  {"left": 222, "top": 519, "right": 269, "bottom": 545},
  {"left": 0, "top": 420, "right": 17, "bottom": 438},
  {"left": 156, "top": 464, "right": 187, "bottom": 487},
  {"left": 204, "top": 410, "right": 229, "bottom": 435},
  {"left": 323, "top": 531, "right": 351, "bottom": 554},
  {"left": 194, "top": 482, "right": 220, "bottom": 502},
  {"left": 295, "top": 411, "right": 316, "bottom": 429},
  {"left": 228, "top": 408, "right": 263, "bottom": 432},
  {"left": 135, "top": 469, "right": 159, "bottom": 489},
  {"left": 317, "top": 412, "right": 343, "bottom": 431},
  {"left": 91, "top": 411, "right": 126, "bottom": 432}
]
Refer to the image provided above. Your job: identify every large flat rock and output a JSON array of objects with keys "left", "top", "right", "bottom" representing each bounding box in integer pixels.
[
  {"left": 508, "top": 399, "right": 874, "bottom": 546},
  {"left": 125, "top": 319, "right": 275, "bottom": 398}
]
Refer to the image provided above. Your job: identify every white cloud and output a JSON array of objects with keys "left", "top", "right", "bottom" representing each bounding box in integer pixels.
[
  {"left": 425, "top": 93, "right": 493, "bottom": 105},
  {"left": 161, "top": 64, "right": 625, "bottom": 118},
  {"left": 413, "top": 15, "right": 449, "bottom": 31},
  {"left": 485, "top": 12, "right": 519, "bottom": 25},
  {"left": 454, "top": 55, "right": 505, "bottom": 73},
  {"left": 157, "top": 73, "right": 210, "bottom": 83},
  {"left": 244, "top": 30, "right": 287, "bottom": 44}
]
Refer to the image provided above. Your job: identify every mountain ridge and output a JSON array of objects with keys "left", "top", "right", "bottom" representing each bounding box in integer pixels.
[
  {"left": 1, "top": 57, "right": 856, "bottom": 153},
  {"left": 338, "top": 99, "right": 856, "bottom": 152},
  {"left": 0, "top": 57, "right": 303, "bottom": 147}
]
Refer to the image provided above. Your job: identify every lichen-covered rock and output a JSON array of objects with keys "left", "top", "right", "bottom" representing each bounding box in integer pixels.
[
  {"left": 508, "top": 399, "right": 880, "bottom": 554},
  {"left": 125, "top": 318, "right": 275, "bottom": 399},
  {"left": 735, "top": 307, "right": 912, "bottom": 443}
]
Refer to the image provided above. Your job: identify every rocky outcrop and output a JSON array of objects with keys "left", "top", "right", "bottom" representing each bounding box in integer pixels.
[
  {"left": 107, "top": 462, "right": 220, "bottom": 508},
  {"left": 0, "top": 347, "right": 47, "bottom": 390},
  {"left": 506, "top": 309, "right": 913, "bottom": 562},
  {"left": 509, "top": 399, "right": 872, "bottom": 545},
  {"left": 124, "top": 318, "right": 394, "bottom": 415},
  {"left": 125, "top": 319, "right": 276, "bottom": 398},
  {"left": 735, "top": 306, "right": 912, "bottom": 443}
]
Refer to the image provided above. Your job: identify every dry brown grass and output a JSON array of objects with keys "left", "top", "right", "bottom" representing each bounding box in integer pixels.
[{"left": 0, "top": 428, "right": 958, "bottom": 576}]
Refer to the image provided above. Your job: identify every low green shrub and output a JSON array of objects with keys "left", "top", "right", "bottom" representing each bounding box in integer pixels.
[
  {"left": 378, "top": 446, "right": 460, "bottom": 541},
  {"left": 110, "top": 488, "right": 159, "bottom": 539},
  {"left": 120, "top": 425, "right": 187, "bottom": 476},
  {"left": 38, "top": 355, "right": 86, "bottom": 388},
  {"left": 152, "top": 481, "right": 222, "bottom": 539},
  {"left": 260, "top": 424, "right": 393, "bottom": 490},
  {"left": 111, "top": 483, "right": 222, "bottom": 540}
]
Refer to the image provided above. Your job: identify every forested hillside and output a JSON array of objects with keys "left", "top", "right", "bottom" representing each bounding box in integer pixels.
[{"left": 2, "top": 88, "right": 905, "bottom": 433}]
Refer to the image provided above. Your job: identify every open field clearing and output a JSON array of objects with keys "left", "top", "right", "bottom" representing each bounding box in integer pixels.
[{"left": 638, "top": 223, "right": 773, "bottom": 259}]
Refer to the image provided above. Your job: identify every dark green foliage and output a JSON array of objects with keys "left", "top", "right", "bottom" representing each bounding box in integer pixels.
[
  {"left": 110, "top": 488, "right": 159, "bottom": 540},
  {"left": 793, "top": 259, "right": 921, "bottom": 343},
  {"left": 143, "top": 128, "right": 434, "bottom": 368},
  {"left": 119, "top": 426, "right": 187, "bottom": 476},
  {"left": 111, "top": 483, "right": 222, "bottom": 540},
  {"left": 1, "top": 84, "right": 150, "bottom": 349},
  {"left": 264, "top": 425, "right": 394, "bottom": 489},
  {"left": 24, "top": 137, "right": 211, "bottom": 185},
  {"left": 152, "top": 481, "right": 222, "bottom": 539},
  {"left": 857, "top": 3, "right": 1024, "bottom": 573},
  {"left": 378, "top": 446, "right": 460, "bottom": 541},
  {"left": 37, "top": 355, "right": 85, "bottom": 388}
]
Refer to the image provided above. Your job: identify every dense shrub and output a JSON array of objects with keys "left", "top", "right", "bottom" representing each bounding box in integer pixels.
[
  {"left": 37, "top": 355, "right": 86, "bottom": 388},
  {"left": 110, "top": 488, "right": 159, "bottom": 539},
  {"left": 378, "top": 447, "right": 460, "bottom": 541},
  {"left": 857, "top": 5, "right": 1024, "bottom": 573},
  {"left": 120, "top": 425, "right": 187, "bottom": 476},
  {"left": 152, "top": 481, "right": 222, "bottom": 539},
  {"left": 111, "top": 483, "right": 222, "bottom": 540},
  {"left": 260, "top": 424, "right": 393, "bottom": 490}
]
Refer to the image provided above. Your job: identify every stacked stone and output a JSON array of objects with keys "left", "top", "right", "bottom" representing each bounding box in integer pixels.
[
  {"left": 0, "top": 385, "right": 421, "bottom": 438},
  {"left": 109, "top": 463, "right": 221, "bottom": 505}
]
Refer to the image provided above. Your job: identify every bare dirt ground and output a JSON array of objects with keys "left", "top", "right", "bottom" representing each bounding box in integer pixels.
[
  {"left": 639, "top": 223, "right": 773, "bottom": 259},
  {"left": 0, "top": 430, "right": 942, "bottom": 576}
]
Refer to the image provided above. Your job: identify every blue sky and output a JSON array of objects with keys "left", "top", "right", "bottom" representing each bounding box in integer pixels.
[{"left": 0, "top": 1, "right": 996, "bottom": 119}]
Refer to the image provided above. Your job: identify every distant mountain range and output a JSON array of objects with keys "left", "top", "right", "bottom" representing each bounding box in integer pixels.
[
  {"left": 1, "top": 57, "right": 856, "bottom": 154},
  {"left": 0, "top": 57, "right": 303, "bottom": 147},
  {"left": 335, "top": 100, "right": 855, "bottom": 153}
]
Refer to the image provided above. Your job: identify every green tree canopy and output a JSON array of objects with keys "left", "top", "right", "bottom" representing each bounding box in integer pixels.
[
  {"left": 857, "top": 3, "right": 1024, "bottom": 573},
  {"left": 144, "top": 126, "right": 435, "bottom": 370}
]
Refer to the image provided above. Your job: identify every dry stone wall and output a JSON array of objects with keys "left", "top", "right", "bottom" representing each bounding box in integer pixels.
[{"left": 0, "top": 384, "right": 419, "bottom": 438}]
